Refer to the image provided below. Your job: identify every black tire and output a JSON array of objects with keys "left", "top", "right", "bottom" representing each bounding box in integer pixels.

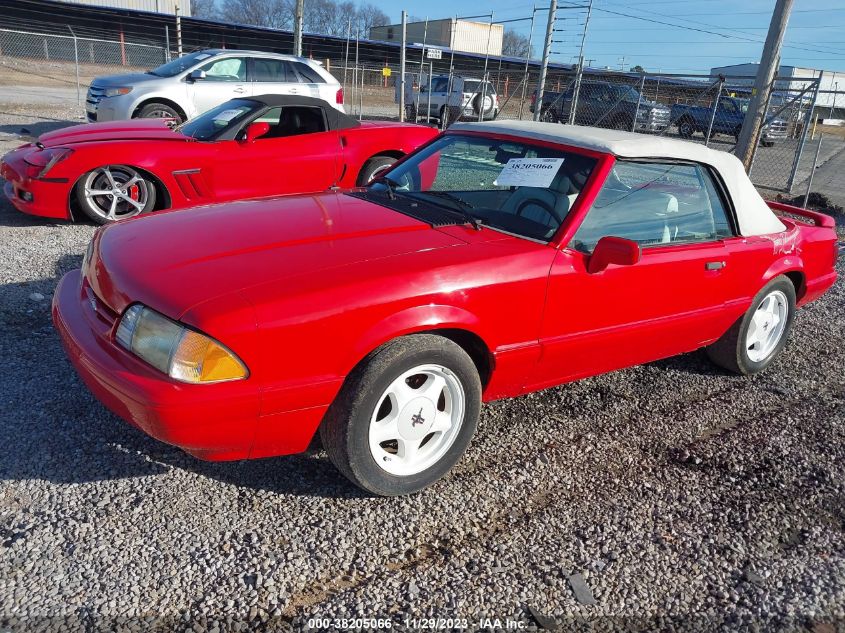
[
  {"left": 320, "top": 334, "right": 482, "bottom": 496},
  {"left": 439, "top": 105, "right": 461, "bottom": 127},
  {"left": 75, "top": 165, "right": 157, "bottom": 225},
  {"left": 678, "top": 118, "right": 696, "bottom": 138},
  {"left": 136, "top": 102, "right": 183, "bottom": 123},
  {"left": 357, "top": 155, "right": 398, "bottom": 186},
  {"left": 540, "top": 108, "right": 559, "bottom": 123},
  {"left": 733, "top": 125, "right": 743, "bottom": 142},
  {"left": 706, "top": 276, "right": 796, "bottom": 375}
]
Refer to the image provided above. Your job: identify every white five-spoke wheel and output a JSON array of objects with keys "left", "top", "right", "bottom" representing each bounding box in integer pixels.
[
  {"left": 321, "top": 334, "right": 482, "bottom": 496},
  {"left": 368, "top": 364, "right": 465, "bottom": 477},
  {"left": 707, "top": 276, "right": 796, "bottom": 375},
  {"left": 745, "top": 290, "right": 788, "bottom": 363},
  {"left": 76, "top": 165, "right": 157, "bottom": 224}
]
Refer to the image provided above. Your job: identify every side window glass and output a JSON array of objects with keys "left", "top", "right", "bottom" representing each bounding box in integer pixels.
[
  {"left": 267, "top": 106, "right": 327, "bottom": 138},
  {"left": 432, "top": 78, "right": 448, "bottom": 92},
  {"left": 720, "top": 98, "right": 737, "bottom": 114},
  {"left": 293, "top": 62, "right": 326, "bottom": 84},
  {"left": 252, "top": 59, "right": 293, "bottom": 82},
  {"left": 571, "top": 161, "right": 733, "bottom": 253},
  {"left": 200, "top": 57, "right": 246, "bottom": 81}
]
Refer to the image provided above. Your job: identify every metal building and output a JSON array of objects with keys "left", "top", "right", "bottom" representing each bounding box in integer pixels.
[
  {"left": 55, "top": 0, "right": 190, "bottom": 16},
  {"left": 710, "top": 63, "right": 842, "bottom": 113},
  {"left": 370, "top": 19, "right": 503, "bottom": 57}
]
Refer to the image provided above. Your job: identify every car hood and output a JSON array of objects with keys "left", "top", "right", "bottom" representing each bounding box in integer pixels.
[
  {"left": 91, "top": 72, "right": 163, "bottom": 87},
  {"left": 89, "top": 192, "right": 468, "bottom": 318},
  {"left": 38, "top": 119, "right": 187, "bottom": 147}
]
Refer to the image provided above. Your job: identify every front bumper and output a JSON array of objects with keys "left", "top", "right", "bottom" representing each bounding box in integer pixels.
[
  {"left": 1, "top": 155, "right": 72, "bottom": 220},
  {"left": 52, "top": 270, "right": 264, "bottom": 461}
]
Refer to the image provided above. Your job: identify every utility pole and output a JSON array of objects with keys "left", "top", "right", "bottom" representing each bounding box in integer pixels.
[
  {"left": 293, "top": 0, "right": 304, "bottom": 57},
  {"left": 568, "top": 0, "right": 593, "bottom": 124},
  {"left": 735, "top": 0, "right": 793, "bottom": 171},
  {"left": 399, "top": 11, "right": 407, "bottom": 122},
  {"left": 533, "top": 0, "right": 557, "bottom": 121}
]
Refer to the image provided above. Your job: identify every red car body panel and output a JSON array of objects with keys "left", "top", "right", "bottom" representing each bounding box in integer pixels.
[
  {"left": 52, "top": 131, "right": 839, "bottom": 462},
  {"left": 1, "top": 118, "right": 437, "bottom": 220}
]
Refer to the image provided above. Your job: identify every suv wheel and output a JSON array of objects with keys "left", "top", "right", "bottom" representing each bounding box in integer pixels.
[{"left": 136, "top": 102, "right": 183, "bottom": 123}]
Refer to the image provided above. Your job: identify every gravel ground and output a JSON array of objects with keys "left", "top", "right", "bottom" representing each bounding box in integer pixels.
[{"left": 1, "top": 105, "right": 844, "bottom": 632}]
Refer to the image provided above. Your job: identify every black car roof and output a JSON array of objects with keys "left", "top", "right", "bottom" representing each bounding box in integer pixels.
[{"left": 248, "top": 94, "right": 359, "bottom": 130}]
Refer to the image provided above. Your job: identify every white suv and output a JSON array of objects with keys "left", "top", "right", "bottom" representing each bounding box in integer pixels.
[
  {"left": 86, "top": 49, "right": 344, "bottom": 124},
  {"left": 411, "top": 75, "right": 499, "bottom": 123}
]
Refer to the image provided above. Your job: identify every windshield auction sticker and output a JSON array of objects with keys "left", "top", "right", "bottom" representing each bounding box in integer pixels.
[
  {"left": 214, "top": 109, "right": 244, "bottom": 122},
  {"left": 494, "top": 158, "right": 565, "bottom": 188}
]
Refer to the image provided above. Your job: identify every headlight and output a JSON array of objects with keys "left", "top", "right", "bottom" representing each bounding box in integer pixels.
[
  {"left": 115, "top": 304, "right": 248, "bottom": 384},
  {"left": 24, "top": 148, "right": 74, "bottom": 178},
  {"left": 103, "top": 87, "right": 133, "bottom": 97}
]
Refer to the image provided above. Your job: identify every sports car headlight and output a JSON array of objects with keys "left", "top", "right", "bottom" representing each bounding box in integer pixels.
[
  {"left": 24, "top": 148, "right": 74, "bottom": 178},
  {"left": 103, "top": 86, "right": 133, "bottom": 97},
  {"left": 115, "top": 304, "right": 248, "bottom": 384}
]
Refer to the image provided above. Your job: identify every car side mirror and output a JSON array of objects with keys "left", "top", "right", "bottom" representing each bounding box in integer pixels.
[
  {"left": 188, "top": 69, "right": 206, "bottom": 82},
  {"left": 241, "top": 122, "right": 270, "bottom": 144},
  {"left": 587, "top": 236, "right": 641, "bottom": 274}
]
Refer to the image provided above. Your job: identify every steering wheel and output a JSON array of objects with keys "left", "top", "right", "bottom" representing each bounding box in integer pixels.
[{"left": 515, "top": 197, "right": 563, "bottom": 224}]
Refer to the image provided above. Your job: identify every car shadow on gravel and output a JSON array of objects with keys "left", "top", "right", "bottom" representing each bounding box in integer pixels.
[{"left": 0, "top": 115, "right": 80, "bottom": 139}]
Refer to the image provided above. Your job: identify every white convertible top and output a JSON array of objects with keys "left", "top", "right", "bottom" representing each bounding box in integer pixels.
[{"left": 451, "top": 120, "right": 785, "bottom": 236}]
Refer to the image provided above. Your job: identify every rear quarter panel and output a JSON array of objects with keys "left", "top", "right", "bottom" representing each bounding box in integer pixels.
[{"left": 338, "top": 124, "right": 439, "bottom": 187}]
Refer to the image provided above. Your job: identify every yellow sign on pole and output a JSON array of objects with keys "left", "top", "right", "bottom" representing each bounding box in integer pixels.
[{"left": 382, "top": 67, "right": 392, "bottom": 77}]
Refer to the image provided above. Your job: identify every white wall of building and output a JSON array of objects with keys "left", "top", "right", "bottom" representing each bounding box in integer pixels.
[{"left": 60, "top": 0, "right": 189, "bottom": 16}]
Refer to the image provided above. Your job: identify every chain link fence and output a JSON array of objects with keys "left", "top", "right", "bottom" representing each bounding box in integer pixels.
[{"left": 2, "top": 19, "right": 845, "bottom": 196}]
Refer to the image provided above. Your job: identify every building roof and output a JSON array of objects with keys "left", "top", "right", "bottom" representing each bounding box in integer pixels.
[{"left": 449, "top": 120, "right": 785, "bottom": 236}]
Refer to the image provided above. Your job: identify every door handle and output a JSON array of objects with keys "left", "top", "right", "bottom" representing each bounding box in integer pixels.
[
  {"left": 705, "top": 261, "right": 726, "bottom": 271},
  {"left": 233, "top": 86, "right": 246, "bottom": 94},
  {"left": 289, "top": 88, "right": 298, "bottom": 94}
]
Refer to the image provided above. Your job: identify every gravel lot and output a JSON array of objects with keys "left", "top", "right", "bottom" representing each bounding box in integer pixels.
[{"left": 1, "top": 104, "right": 844, "bottom": 632}]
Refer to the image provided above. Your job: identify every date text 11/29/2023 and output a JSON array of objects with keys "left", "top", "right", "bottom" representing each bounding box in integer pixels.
[{"left": 306, "top": 617, "right": 528, "bottom": 629}]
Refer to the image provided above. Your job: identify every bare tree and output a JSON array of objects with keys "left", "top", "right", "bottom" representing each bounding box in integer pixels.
[
  {"left": 227, "top": 0, "right": 293, "bottom": 29},
  {"left": 191, "top": 0, "right": 218, "bottom": 19},
  {"left": 501, "top": 28, "right": 532, "bottom": 58},
  {"left": 355, "top": 3, "right": 390, "bottom": 34}
]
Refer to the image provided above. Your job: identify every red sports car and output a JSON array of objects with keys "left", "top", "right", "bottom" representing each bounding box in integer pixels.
[
  {"left": 53, "top": 122, "right": 840, "bottom": 495},
  {"left": 1, "top": 95, "right": 437, "bottom": 224}
]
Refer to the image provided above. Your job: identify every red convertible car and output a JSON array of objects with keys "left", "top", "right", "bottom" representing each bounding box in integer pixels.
[
  {"left": 53, "top": 122, "right": 839, "bottom": 495},
  {"left": 1, "top": 95, "right": 437, "bottom": 224}
]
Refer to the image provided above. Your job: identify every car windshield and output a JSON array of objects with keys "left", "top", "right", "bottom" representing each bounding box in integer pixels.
[
  {"left": 177, "top": 99, "right": 259, "bottom": 140},
  {"left": 148, "top": 51, "right": 217, "bottom": 77},
  {"left": 613, "top": 85, "right": 639, "bottom": 102},
  {"left": 369, "top": 134, "right": 598, "bottom": 242}
]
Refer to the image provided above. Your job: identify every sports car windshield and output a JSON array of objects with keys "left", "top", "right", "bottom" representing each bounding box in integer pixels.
[
  {"left": 369, "top": 134, "right": 598, "bottom": 242},
  {"left": 177, "top": 99, "right": 259, "bottom": 140}
]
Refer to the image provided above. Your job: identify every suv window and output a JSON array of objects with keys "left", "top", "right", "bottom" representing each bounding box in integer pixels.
[
  {"left": 571, "top": 160, "right": 733, "bottom": 253},
  {"left": 253, "top": 106, "right": 327, "bottom": 138},
  {"left": 200, "top": 57, "right": 246, "bottom": 81},
  {"left": 463, "top": 80, "right": 495, "bottom": 96},
  {"left": 292, "top": 62, "right": 326, "bottom": 84},
  {"left": 431, "top": 78, "right": 449, "bottom": 92},
  {"left": 719, "top": 98, "right": 738, "bottom": 114},
  {"left": 252, "top": 58, "right": 294, "bottom": 82}
]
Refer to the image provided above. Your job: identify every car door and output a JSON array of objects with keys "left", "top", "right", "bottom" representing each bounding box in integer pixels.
[
  {"left": 188, "top": 56, "right": 251, "bottom": 116},
  {"left": 530, "top": 159, "right": 740, "bottom": 390},
  {"left": 574, "top": 83, "right": 598, "bottom": 126},
  {"left": 250, "top": 57, "right": 299, "bottom": 97},
  {"left": 210, "top": 105, "right": 341, "bottom": 202},
  {"left": 716, "top": 97, "right": 740, "bottom": 135},
  {"left": 427, "top": 77, "right": 449, "bottom": 116}
]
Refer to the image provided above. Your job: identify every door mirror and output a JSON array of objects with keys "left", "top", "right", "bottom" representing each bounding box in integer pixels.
[
  {"left": 587, "top": 236, "right": 641, "bottom": 274},
  {"left": 188, "top": 69, "right": 207, "bottom": 82},
  {"left": 241, "top": 122, "right": 270, "bottom": 144}
]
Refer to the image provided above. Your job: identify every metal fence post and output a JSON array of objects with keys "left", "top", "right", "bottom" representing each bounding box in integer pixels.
[
  {"left": 631, "top": 73, "right": 645, "bottom": 132},
  {"left": 802, "top": 135, "right": 823, "bottom": 208},
  {"left": 68, "top": 26, "right": 80, "bottom": 105},
  {"left": 165, "top": 25, "right": 171, "bottom": 62},
  {"left": 786, "top": 75, "right": 821, "bottom": 192},
  {"left": 704, "top": 77, "right": 724, "bottom": 147},
  {"left": 399, "top": 12, "right": 406, "bottom": 122}
]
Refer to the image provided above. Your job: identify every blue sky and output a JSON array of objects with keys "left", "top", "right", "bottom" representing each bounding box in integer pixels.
[{"left": 387, "top": 0, "right": 845, "bottom": 75}]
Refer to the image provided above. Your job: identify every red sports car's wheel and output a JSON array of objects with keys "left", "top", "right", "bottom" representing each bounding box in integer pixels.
[
  {"left": 76, "top": 166, "right": 157, "bottom": 224},
  {"left": 706, "top": 276, "right": 796, "bottom": 375},
  {"left": 321, "top": 334, "right": 481, "bottom": 496},
  {"left": 357, "top": 155, "right": 397, "bottom": 186}
]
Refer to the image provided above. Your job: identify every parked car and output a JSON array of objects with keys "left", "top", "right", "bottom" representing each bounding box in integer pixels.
[
  {"left": 408, "top": 75, "right": 499, "bottom": 123},
  {"left": 532, "top": 80, "right": 671, "bottom": 132},
  {"left": 1, "top": 95, "right": 437, "bottom": 224},
  {"left": 85, "top": 49, "right": 345, "bottom": 124},
  {"left": 671, "top": 96, "right": 788, "bottom": 146},
  {"left": 53, "top": 121, "right": 839, "bottom": 495}
]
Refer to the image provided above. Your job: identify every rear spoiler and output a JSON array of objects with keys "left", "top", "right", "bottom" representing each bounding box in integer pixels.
[{"left": 766, "top": 201, "right": 836, "bottom": 229}]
